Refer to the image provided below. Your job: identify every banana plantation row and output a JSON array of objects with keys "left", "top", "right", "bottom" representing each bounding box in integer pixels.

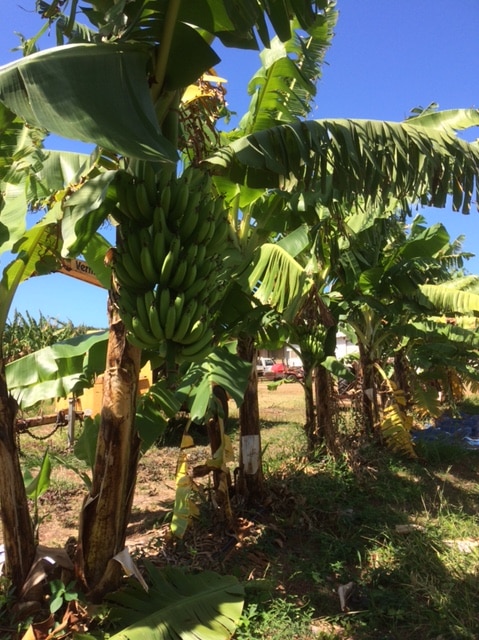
[{"left": 0, "top": 0, "right": 479, "bottom": 637}]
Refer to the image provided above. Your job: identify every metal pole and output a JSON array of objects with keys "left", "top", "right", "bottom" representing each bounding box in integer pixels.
[{"left": 68, "top": 396, "right": 75, "bottom": 448}]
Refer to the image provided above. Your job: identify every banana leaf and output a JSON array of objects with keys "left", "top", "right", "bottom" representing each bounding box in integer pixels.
[
  {"left": 207, "top": 115, "right": 479, "bottom": 213},
  {"left": 419, "top": 283, "right": 479, "bottom": 315},
  {"left": 107, "top": 561, "right": 244, "bottom": 640},
  {"left": 175, "top": 347, "right": 251, "bottom": 423},
  {"left": 0, "top": 43, "right": 178, "bottom": 162},
  {"left": 0, "top": 222, "right": 62, "bottom": 330},
  {"left": 5, "top": 330, "right": 108, "bottom": 407}
]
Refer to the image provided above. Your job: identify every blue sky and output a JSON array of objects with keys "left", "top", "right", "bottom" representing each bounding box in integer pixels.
[{"left": 1, "top": 0, "right": 478, "bottom": 327}]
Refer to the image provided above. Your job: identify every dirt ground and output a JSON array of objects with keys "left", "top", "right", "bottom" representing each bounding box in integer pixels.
[{"left": 12, "top": 381, "right": 306, "bottom": 560}]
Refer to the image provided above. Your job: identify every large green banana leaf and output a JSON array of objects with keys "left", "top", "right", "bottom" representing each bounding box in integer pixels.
[
  {"left": 5, "top": 330, "right": 108, "bottom": 408},
  {"left": 119, "top": 0, "right": 325, "bottom": 49},
  {"left": 239, "top": 7, "right": 337, "bottom": 134},
  {"left": 0, "top": 222, "right": 61, "bottom": 329},
  {"left": 0, "top": 43, "right": 177, "bottom": 162},
  {"left": 175, "top": 346, "right": 251, "bottom": 422},
  {"left": 0, "top": 105, "right": 49, "bottom": 250},
  {"left": 61, "top": 170, "right": 118, "bottom": 256},
  {"left": 419, "top": 283, "right": 479, "bottom": 315},
  {"left": 248, "top": 224, "right": 310, "bottom": 314},
  {"left": 107, "top": 562, "right": 244, "bottom": 640},
  {"left": 406, "top": 106, "right": 479, "bottom": 133},
  {"left": 207, "top": 114, "right": 479, "bottom": 212}
]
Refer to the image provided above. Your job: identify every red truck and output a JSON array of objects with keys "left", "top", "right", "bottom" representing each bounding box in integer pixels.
[{"left": 257, "top": 359, "right": 304, "bottom": 382}]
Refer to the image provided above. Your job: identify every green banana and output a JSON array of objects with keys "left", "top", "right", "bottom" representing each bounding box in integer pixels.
[
  {"left": 120, "top": 308, "right": 135, "bottom": 332},
  {"left": 156, "top": 168, "right": 171, "bottom": 194},
  {"left": 185, "top": 188, "right": 202, "bottom": 216},
  {"left": 180, "top": 326, "right": 214, "bottom": 358},
  {"left": 136, "top": 180, "right": 154, "bottom": 221},
  {"left": 132, "top": 315, "right": 158, "bottom": 348},
  {"left": 115, "top": 171, "right": 133, "bottom": 215},
  {"left": 196, "top": 258, "right": 213, "bottom": 281},
  {"left": 127, "top": 332, "right": 154, "bottom": 351},
  {"left": 159, "top": 249, "right": 175, "bottom": 287},
  {"left": 148, "top": 298, "right": 165, "bottom": 342},
  {"left": 182, "top": 342, "right": 215, "bottom": 363},
  {"left": 183, "top": 276, "right": 208, "bottom": 304},
  {"left": 157, "top": 287, "right": 171, "bottom": 327},
  {"left": 136, "top": 292, "right": 151, "bottom": 332},
  {"left": 171, "top": 177, "right": 189, "bottom": 217},
  {"left": 177, "top": 318, "right": 207, "bottom": 346},
  {"left": 140, "top": 243, "right": 158, "bottom": 285},
  {"left": 142, "top": 162, "right": 158, "bottom": 206},
  {"left": 164, "top": 303, "right": 177, "bottom": 340},
  {"left": 213, "top": 195, "right": 227, "bottom": 219},
  {"left": 173, "top": 291, "right": 185, "bottom": 319},
  {"left": 205, "top": 217, "right": 229, "bottom": 255},
  {"left": 184, "top": 243, "right": 198, "bottom": 266},
  {"left": 126, "top": 177, "right": 145, "bottom": 223},
  {"left": 124, "top": 226, "right": 144, "bottom": 261},
  {"left": 199, "top": 218, "right": 215, "bottom": 245},
  {"left": 159, "top": 184, "right": 172, "bottom": 214},
  {"left": 179, "top": 262, "right": 197, "bottom": 291},
  {"left": 196, "top": 215, "right": 214, "bottom": 245},
  {"left": 116, "top": 286, "right": 138, "bottom": 316},
  {"left": 178, "top": 205, "right": 199, "bottom": 242},
  {"left": 179, "top": 340, "right": 215, "bottom": 363},
  {"left": 113, "top": 257, "right": 142, "bottom": 290},
  {"left": 152, "top": 205, "right": 168, "bottom": 235},
  {"left": 184, "top": 166, "right": 210, "bottom": 192},
  {"left": 138, "top": 226, "right": 153, "bottom": 247},
  {"left": 169, "top": 258, "right": 188, "bottom": 290},
  {"left": 159, "top": 236, "right": 181, "bottom": 287},
  {"left": 152, "top": 229, "right": 166, "bottom": 273},
  {"left": 172, "top": 299, "right": 197, "bottom": 342},
  {"left": 120, "top": 252, "right": 148, "bottom": 289},
  {"left": 144, "top": 288, "right": 155, "bottom": 310},
  {"left": 195, "top": 243, "right": 207, "bottom": 265}
]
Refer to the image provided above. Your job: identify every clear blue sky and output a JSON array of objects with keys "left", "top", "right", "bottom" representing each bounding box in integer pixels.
[{"left": 1, "top": 0, "right": 478, "bottom": 328}]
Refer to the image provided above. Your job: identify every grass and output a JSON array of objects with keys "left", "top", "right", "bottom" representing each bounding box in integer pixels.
[
  {"left": 225, "top": 389, "right": 479, "bottom": 639},
  {"left": 6, "top": 385, "right": 479, "bottom": 639}
]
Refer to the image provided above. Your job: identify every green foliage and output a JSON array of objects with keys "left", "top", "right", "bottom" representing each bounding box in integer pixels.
[
  {"left": 5, "top": 329, "right": 108, "bottom": 408},
  {"left": 209, "top": 113, "right": 479, "bottom": 213},
  {"left": 48, "top": 578, "right": 79, "bottom": 614},
  {"left": 107, "top": 562, "right": 244, "bottom": 640},
  {"left": 22, "top": 449, "right": 52, "bottom": 539},
  {"left": 235, "top": 596, "right": 314, "bottom": 640},
  {"left": 457, "top": 394, "right": 479, "bottom": 415},
  {"left": 3, "top": 310, "right": 89, "bottom": 362},
  {"left": 252, "top": 417, "right": 479, "bottom": 639}
]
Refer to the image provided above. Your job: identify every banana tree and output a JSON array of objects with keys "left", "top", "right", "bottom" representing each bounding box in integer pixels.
[
  {"left": 2, "top": 0, "right": 479, "bottom": 601},
  {"left": 212, "top": 8, "right": 339, "bottom": 493},
  {"left": 0, "top": 0, "right": 330, "bottom": 600},
  {"left": 332, "top": 209, "right": 476, "bottom": 441},
  {"left": 0, "top": 105, "right": 108, "bottom": 590}
]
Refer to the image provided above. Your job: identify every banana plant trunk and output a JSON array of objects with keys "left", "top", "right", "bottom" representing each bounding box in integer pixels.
[
  {"left": 302, "top": 360, "right": 336, "bottom": 455},
  {"left": 357, "top": 342, "right": 379, "bottom": 435},
  {"left": 393, "top": 349, "right": 412, "bottom": 410},
  {"left": 236, "top": 334, "right": 264, "bottom": 503},
  {"left": 76, "top": 296, "right": 142, "bottom": 602},
  {"left": 302, "top": 354, "right": 317, "bottom": 453},
  {"left": 314, "top": 365, "right": 337, "bottom": 453},
  {"left": 0, "top": 352, "right": 36, "bottom": 592}
]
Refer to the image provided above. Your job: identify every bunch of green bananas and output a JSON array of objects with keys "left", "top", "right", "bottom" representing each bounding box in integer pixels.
[
  {"left": 114, "top": 162, "right": 159, "bottom": 227},
  {"left": 300, "top": 333, "right": 325, "bottom": 362},
  {"left": 112, "top": 165, "right": 231, "bottom": 362}
]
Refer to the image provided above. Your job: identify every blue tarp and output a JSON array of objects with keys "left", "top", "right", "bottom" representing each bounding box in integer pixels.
[{"left": 413, "top": 413, "right": 479, "bottom": 448}]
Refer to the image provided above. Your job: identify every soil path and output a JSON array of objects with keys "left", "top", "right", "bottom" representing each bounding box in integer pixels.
[{"left": 7, "top": 381, "right": 305, "bottom": 556}]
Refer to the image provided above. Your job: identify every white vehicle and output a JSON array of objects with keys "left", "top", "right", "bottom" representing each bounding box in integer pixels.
[{"left": 256, "top": 356, "right": 275, "bottom": 377}]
